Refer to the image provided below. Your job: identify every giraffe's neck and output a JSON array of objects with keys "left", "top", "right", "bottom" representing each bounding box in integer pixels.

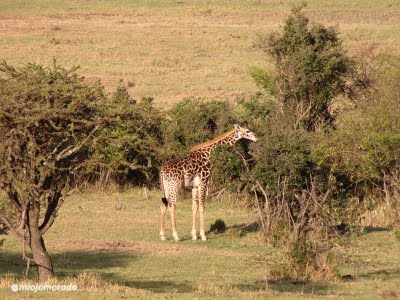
[{"left": 189, "top": 129, "right": 238, "bottom": 153}]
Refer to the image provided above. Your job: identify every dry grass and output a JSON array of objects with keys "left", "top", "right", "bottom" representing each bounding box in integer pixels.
[
  {"left": 0, "top": 189, "right": 399, "bottom": 299},
  {"left": 1, "top": 1, "right": 400, "bottom": 298},
  {"left": 0, "top": 0, "right": 399, "bottom": 106}
]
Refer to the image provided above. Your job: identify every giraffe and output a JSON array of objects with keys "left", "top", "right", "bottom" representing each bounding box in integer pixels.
[{"left": 159, "top": 123, "right": 259, "bottom": 242}]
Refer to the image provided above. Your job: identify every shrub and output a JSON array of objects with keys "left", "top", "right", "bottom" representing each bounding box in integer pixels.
[
  {"left": 0, "top": 61, "right": 107, "bottom": 280},
  {"left": 311, "top": 56, "right": 400, "bottom": 201},
  {"left": 0, "top": 221, "right": 7, "bottom": 248},
  {"left": 255, "top": 4, "right": 363, "bottom": 131},
  {"left": 90, "top": 87, "right": 164, "bottom": 186},
  {"left": 235, "top": 95, "right": 276, "bottom": 134},
  {"left": 161, "top": 98, "right": 238, "bottom": 160},
  {"left": 209, "top": 219, "right": 227, "bottom": 234},
  {"left": 210, "top": 144, "right": 248, "bottom": 193},
  {"left": 251, "top": 131, "right": 312, "bottom": 197},
  {"left": 395, "top": 228, "right": 400, "bottom": 242}
]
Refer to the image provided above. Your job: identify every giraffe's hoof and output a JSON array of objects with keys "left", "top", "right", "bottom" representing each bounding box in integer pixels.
[
  {"left": 201, "top": 236, "right": 207, "bottom": 241},
  {"left": 160, "top": 232, "right": 166, "bottom": 241},
  {"left": 192, "top": 236, "right": 197, "bottom": 241},
  {"left": 173, "top": 233, "right": 179, "bottom": 242}
]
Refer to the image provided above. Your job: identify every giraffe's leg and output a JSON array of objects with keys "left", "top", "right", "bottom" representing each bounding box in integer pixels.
[
  {"left": 160, "top": 198, "right": 168, "bottom": 241},
  {"left": 168, "top": 191, "right": 179, "bottom": 242},
  {"left": 169, "top": 201, "right": 179, "bottom": 242},
  {"left": 198, "top": 183, "right": 207, "bottom": 241},
  {"left": 191, "top": 187, "right": 199, "bottom": 240}
]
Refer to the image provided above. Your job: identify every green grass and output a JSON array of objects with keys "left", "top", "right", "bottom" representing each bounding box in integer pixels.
[{"left": 0, "top": 189, "right": 399, "bottom": 299}]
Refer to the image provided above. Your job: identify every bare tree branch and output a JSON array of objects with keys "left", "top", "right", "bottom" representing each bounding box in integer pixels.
[
  {"left": 22, "top": 229, "right": 34, "bottom": 277},
  {"left": 55, "top": 124, "right": 100, "bottom": 162},
  {"left": 0, "top": 214, "right": 24, "bottom": 241}
]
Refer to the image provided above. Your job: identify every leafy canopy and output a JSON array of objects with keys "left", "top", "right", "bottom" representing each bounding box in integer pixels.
[{"left": 257, "top": 5, "right": 358, "bottom": 131}]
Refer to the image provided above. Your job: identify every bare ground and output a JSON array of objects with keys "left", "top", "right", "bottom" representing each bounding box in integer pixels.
[{"left": 48, "top": 238, "right": 246, "bottom": 257}]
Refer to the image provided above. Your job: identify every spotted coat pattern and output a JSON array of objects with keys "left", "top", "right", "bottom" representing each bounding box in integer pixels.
[{"left": 159, "top": 124, "right": 258, "bottom": 242}]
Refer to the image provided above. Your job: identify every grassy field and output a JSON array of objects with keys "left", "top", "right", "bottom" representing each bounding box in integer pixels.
[
  {"left": 0, "top": 189, "right": 399, "bottom": 299},
  {"left": 1, "top": 1, "right": 400, "bottom": 299},
  {"left": 0, "top": 0, "right": 399, "bottom": 105}
]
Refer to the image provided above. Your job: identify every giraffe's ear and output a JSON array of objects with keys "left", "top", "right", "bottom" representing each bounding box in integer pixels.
[{"left": 234, "top": 124, "right": 241, "bottom": 131}]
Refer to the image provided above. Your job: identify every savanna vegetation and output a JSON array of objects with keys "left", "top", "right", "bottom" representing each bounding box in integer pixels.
[{"left": 0, "top": 1, "right": 400, "bottom": 299}]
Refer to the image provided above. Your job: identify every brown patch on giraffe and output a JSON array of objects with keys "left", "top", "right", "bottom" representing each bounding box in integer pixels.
[{"left": 189, "top": 128, "right": 235, "bottom": 152}]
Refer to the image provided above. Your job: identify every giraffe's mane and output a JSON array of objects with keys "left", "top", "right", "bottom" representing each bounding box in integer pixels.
[{"left": 189, "top": 128, "right": 235, "bottom": 153}]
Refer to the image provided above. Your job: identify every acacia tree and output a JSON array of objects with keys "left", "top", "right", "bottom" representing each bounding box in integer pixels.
[
  {"left": 255, "top": 5, "right": 364, "bottom": 131},
  {"left": 0, "top": 62, "right": 107, "bottom": 280}
]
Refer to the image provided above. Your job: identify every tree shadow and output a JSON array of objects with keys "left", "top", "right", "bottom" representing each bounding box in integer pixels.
[
  {"left": 123, "top": 280, "right": 192, "bottom": 293},
  {"left": 235, "top": 268, "right": 400, "bottom": 294},
  {"left": 0, "top": 250, "right": 135, "bottom": 279},
  {"left": 103, "top": 274, "right": 193, "bottom": 293},
  {"left": 359, "top": 268, "right": 400, "bottom": 280},
  {"left": 55, "top": 250, "right": 192, "bottom": 293},
  {"left": 0, "top": 250, "right": 193, "bottom": 293},
  {"left": 362, "top": 226, "right": 391, "bottom": 233},
  {"left": 52, "top": 250, "right": 136, "bottom": 275},
  {"left": 0, "top": 252, "right": 22, "bottom": 277},
  {"left": 233, "top": 279, "right": 331, "bottom": 295},
  {"left": 226, "top": 221, "right": 260, "bottom": 237}
]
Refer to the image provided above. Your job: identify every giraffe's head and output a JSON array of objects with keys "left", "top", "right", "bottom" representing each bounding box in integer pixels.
[{"left": 234, "top": 122, "right": 259, "bottom": 142}]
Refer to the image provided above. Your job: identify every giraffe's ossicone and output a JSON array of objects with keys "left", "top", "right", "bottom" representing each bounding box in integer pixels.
[{"left": 159, "top": 123, "right": 258, "bottom": 242}]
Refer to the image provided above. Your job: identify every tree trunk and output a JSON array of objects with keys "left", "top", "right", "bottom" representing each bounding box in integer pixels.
[{"left": 28, "top": 202, "right": 54, "bottom": 281}]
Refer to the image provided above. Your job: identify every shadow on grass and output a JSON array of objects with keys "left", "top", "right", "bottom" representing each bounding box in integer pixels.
[
  {"left": 359, "top": 268, "right": 400, "bottom": 280},
  {"left": 269, "top": 280, "right": 331, "bottom": 295},
  {"left": 363, "top": 226, "right": 391, "bottom": 233},
  {"left": 125, "top": 280, "right": 192, "bottom": 293},
  {"left": 0, "top": 252, "right": 23, "bottom": 277},
  {"left": 226, "top": 222, "right": 260, "bottom": 237},
  {"left": 0, "top": 250, "right": 193, "bottom": 293},
  {"left": 234, "top": 280, "right": 331, "bottom": 295},
  {"left": 104, "top": 275, "right": 193, "bottom": 293},
  {"left": 235, "top": 268, "right": 400, "bottom": 295},
  {"left": 0, "top": 250, "right": 134, "bottom": 279}
]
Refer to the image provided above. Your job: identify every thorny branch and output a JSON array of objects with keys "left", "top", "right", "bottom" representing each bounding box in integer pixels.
[{"left": 55, "top": 125, "right": 100, "bottom": 162}]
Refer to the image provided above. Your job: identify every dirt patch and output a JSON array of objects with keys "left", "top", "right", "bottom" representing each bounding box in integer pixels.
[
  {"left": 49, "top": 239, "right": 195, "bottom": 256},
  {"left": 48, "top": 239, "right": 245, "bottom": 257}
]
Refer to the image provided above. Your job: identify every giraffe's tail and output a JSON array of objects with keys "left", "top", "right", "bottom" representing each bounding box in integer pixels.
[{"left": 160, "top": 172, "right": 168, "bottom": 207}]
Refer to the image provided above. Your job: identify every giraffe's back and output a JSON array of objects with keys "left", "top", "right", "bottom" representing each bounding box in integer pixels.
[{"left": 160, "top": 150, "right": 211, "bottom": 186}]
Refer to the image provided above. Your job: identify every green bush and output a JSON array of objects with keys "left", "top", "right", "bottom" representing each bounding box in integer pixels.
[
  {"left": 255, "top": 5, "right": 362, "bottom": 131},
  {"left": 161, "top": 98, "right": 238, "bottom": 160},
  {"left": 251, "top": 131, "right": 312, "bottom": 197},
  {"left": 209, "top": 219, "right": 227, "bottom": 234},
  {"left": 395, "top": 228, "right": 400, "bottom": 242},
  {"left": 210, "top": 144, "right": 247, "bottom": 192},
  {"left": 311, "top": 67, "right": 400, "bottom": 195},
  {"left": 92, "top": 87, "right": 164, "bottom": 185},
  {"left": 0, "top": 61, "right": 109, "bottom": 279},
  {"left": 306, "top": 54, "right": 400, "bottom": 226},
  {"left": 235, "top": 95, "right": 275, "bottom": 134},
  {"left": 0, "top": 221, "right": 7, "bottom": 248}
]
